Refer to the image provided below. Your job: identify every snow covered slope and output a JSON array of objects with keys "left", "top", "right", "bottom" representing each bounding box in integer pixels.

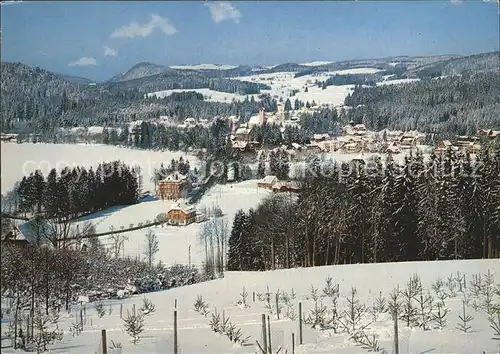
[{"left": 2, "top": 259, "right": 496, "bottom": 353}]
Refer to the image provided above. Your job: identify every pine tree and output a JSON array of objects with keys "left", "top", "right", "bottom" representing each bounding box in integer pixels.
[
  {"left": 284, "top": 98, "right": 292, "bottom": 112},
  {"left": 44, "top": 169, "right": 59, "bottom": 218},
  {"left": 32, "top": 170, "right": 46, "bottom": 214},
  {"left": 227, "top": 210, "right": 246, "bottom": 270},
  {"left": 257, "top": 160, "right": 265, "bottom": 179},
  {"left": 102, "top": 127, "right": 110, "bottom": 145}
]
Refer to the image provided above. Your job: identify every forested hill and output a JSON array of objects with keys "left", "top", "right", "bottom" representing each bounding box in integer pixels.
[
  {"left": 344, "top": 72, "right": 500, "bottom": 136},
  {"left": 0, "top": 62, "right": 270, "bottom": 136}
]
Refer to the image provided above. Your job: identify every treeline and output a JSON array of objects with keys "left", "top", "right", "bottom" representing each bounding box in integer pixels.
[
  {"left": 344, "top": 72, "right": 500, "bottom": 135},
  {"left": 107, "top": 69, "right": 270, "bottom": 95},
  {"left": 227, "top": 141, "right": 500, "bottom": 271},
  {"left": 324, "top": 73, "right": 378, "bottom": 87},
  {"left": 1, "top": 236, "right": 204, "bottom": 332},
  {"left": 11, "top": 161, "right": 139, "bottom": 219}
]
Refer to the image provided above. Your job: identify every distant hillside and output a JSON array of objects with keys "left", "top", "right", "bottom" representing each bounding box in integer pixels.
[
  {"left": 406, "top": 52, "right": 499, "bottom": 78},
  {"left": 58, "top": 74, "right": 94, "bottom": 85},
  {"left": 108, "top": 62, "right": 173, "bottom": 83},
  {"left": 0, "top": 62, "right": 269, "bottom": 137}
]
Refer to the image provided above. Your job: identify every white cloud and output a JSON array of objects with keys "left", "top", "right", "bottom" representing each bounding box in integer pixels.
[
  {"left": 103, "top": 45, "right": 117, "bottom": 57},
  {"left": 68, "top": 57, "right": 97, "bottom": 67},
  {"left": 205, "top": 2, "right": 241, "bottom": 24},
  {"left": 0, "top": 1, "right": 23, "bottom": 7},
  {"left": 450, "top": 0, "right": 463, "bottom": 5},
  {"left": 110, "top": 14, "right": 176, "bottom": 38}
]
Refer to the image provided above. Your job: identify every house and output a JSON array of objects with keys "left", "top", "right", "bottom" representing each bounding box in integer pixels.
[
  {"left": 157, "top": 173, "right": 187, "bottom": 200},
  {"left": 167, "top": 200, "right": 196, "bottom": 226},
  {"left": 342, "top": 125, "right": 355, "bottom": 136},
  {"left": 477, "top": 129, "right": 500, "bottom": 139},
  {"left": 488, "top": 130, "right": 500, "bottom": 139},
  {"left": 0, "top": 133, "right": 18, "bottom": 142},
  {"left": 436, "top": 140, "right": 459, "bottom": 153},
  {"left": 399, "top": 135, "right": 416, "bottom": 148},
  {"left": 342, "top": 141, "right": 362, "bottom": 153},
  {"left": 353, "top": 124, "right": 367, "bottom": 136},
  {"left": 234, "top": 127, "right": 252, "bottom": 142},
  {"left": 313, "top": 134, "right": 330, "bottom": 143},
  {"left": 257, "top": 175, "right": 278, "bottom": 190},
  {"left": 184, "top": 117, "right": 196, "bottom": 127},
  {"left": 272, "top": 181, "right": 301, "bottom": 194},
  {"left": 304, "top": 144, "right": 321, "bottom": 152},
  {"left": 316, "top": 140, "right": 334, "bottom": 152},
  {"left": 386, "top": 144, "right": 401, "bottom": 154},
  {"left": 232, "top": 140, "right": 250, "bottom": 152},
  {"left": 1, "top": 218, "right": 58, "bottom": 248}
]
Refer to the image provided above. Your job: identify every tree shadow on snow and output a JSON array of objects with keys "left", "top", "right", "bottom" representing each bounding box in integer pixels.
[
  {"left": 76, "top": 205, "right": 131, "bottom": 222},
  {"left": 419, "top": 349, "right": 435, "bottom": 354},
  {"left": 50, "top": 344, "right": 86, "bottom": 352}
]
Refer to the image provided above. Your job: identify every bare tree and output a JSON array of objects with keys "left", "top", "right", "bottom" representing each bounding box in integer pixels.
[
  {"left": 144, "top": 229, "right": 159, "bottom": 267},
  {"left": 198, "top": 214, "right": 228, "bottom": 277},
  {"left": 109, "top": 225, "right": 128, "bottom": 259},
  {"left": 198, "top": 220, "right": 215, "bottom": 277}
]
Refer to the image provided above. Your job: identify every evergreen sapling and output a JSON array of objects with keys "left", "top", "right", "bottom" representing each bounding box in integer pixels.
[{"left": 456, "top": 301, "right": 473, "bottom": 333}]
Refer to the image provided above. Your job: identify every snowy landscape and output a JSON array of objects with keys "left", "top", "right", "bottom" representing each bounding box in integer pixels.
[
  {"left": 2, "top": 1, "right": 500, "bottom": 353},
  {"left": 0, "top": 143, "right": 197, "bottom": 195}
]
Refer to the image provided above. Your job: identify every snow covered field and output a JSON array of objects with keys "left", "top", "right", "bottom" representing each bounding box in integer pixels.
[
  {"left": 147, "top": 67, "right": 408, "bottom": 107},
  {"left": 0, "top": 143, "right": 198, "bottom": 194},
  {"left": 76, "top": 180, "right": 272, "bottom": 268},
  {"left": 236, "top": 69, "right": 381, "bottom": 107},
  {"left": 300, "top": 61, "right": 333, "bottom": 67},
  {"left": 169, "top": 64, "right": 238, "bottom": 70},
  {"left": 376, "top": 78, "right": 420, "bottom": 86},
  {"left": 146, "top": 88, "right": 261, "bottom": 104},
  {"left": 2, "top": 259, "right": 497, "bottom": 353}
]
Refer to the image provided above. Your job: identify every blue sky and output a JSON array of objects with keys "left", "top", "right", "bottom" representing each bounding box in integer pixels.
[{"left": 1, "top": 0, "right": 498, "bottom": 82}]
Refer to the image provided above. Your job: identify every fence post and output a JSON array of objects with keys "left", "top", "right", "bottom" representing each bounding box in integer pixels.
[
  {"left": 261, "top": 314, "right": 268, "bottom": 354},
  {"left": 26, "top": 316, "right": 30, "bottom": 343},
  {"left": 174, "top": 310, "right": 178, "bottom": 354},
  {"left": 275, "top": 293, "right": 280, "bottom": 320},
  {"left": 253, "top": 291, "right": 256, "bottom": 302},
  {"left": 101, "top": 329, "right": 107, "bottom": 354},
  {"left": 292, "top": 332, "right": 295, "bottom": 354},
  {"left": 394, "top": 307, "right": 399, "bottom": 354},
  {"left": 13, "top": 315, "right": 18, "bottom": 350},
  {"left": 267, "top": 315, "right": 272, "bottom": 353},
  {"left": 298, "top": 302, "right": 303, "bottom": 345},
  {"left": 132, "top": 304, "right": 136, "bottom": 316},
  {"left": 120, "top": 304, "right": 123, "bottom": 319},
  {"left": 174, "top": 299, "right": 177, "bottom": 309}
]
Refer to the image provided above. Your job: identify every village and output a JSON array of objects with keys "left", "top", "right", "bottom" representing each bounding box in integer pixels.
[{"left": 2, "top": 101, "right": 500, "bottom": 243}]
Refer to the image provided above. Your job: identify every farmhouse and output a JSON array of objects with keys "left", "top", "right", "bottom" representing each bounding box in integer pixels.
[
  {"left": 1, "top": 218, "right": 55, "bottom": 248},
  {"left": 167, "top": 200, "right": 196, "bottom": 226},
  {"left": 157, "top": 173, "right": 187, "bottom": 200},
  {"left": 477, "top": 128, "right": 500, "bottom": 139},
  {"left": 234, "top": 127, "right": 253, "bottom": 142},
  {"left": 0, "top": 133, "right": 18, "bottom": 142},
  {"left": 257, "top": 175, "right": 278, "bottom": 190},
  {"left": 272, "top": 181, "right": 301, "bottom": 194},
  {"left": 232, "top": 140, "right": 250, "bottom": 152}
]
